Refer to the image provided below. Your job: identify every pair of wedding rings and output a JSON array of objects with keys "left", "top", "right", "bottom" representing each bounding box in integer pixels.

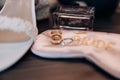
[
  {"left": 50, "top": 30, "right": 87, "bottom": 46},
  {"left": 50, "top": 30, "right": 73, "bottom": 46}
]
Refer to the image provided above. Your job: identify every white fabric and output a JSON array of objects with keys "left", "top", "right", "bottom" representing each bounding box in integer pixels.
[
  {"left": 0, "top": 16, "right": 36, "bottom": 38},
  {"left": 0, "top": 38, "right": 33, "bottom": 72},
  {"left": 32, "top": 30, "right": 120, "bottom": 78},
  {"left": 0, "top": 0, "right": 38, "bottom": 72}
]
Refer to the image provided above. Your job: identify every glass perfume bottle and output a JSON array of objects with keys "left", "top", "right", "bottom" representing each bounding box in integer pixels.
[{"left": 51, "top": 6, "right": 95, "bottom": 30}]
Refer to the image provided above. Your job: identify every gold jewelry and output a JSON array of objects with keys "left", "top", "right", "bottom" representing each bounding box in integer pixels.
[
  {"left": 50, "top": 30, "right": 62, "bottom": 44},
  {"left": 50, "top": 30, "right": 62, "bottom": 36}
]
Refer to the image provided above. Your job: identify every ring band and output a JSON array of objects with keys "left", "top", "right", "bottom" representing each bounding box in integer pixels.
[{"left": 61, "top": 38, "right": 73, "bottom": 46}]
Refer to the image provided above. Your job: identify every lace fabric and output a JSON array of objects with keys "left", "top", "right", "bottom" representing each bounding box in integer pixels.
[
  {"left": 0, "top": 0, "right": 38, "bottom": 41},
  {"left": 0, "top": 16, "right": 35, "bottom": 38}
]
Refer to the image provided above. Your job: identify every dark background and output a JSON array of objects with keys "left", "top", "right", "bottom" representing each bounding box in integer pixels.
[{"left": 58, "top": 0, "right": 119, "bottom": 18}]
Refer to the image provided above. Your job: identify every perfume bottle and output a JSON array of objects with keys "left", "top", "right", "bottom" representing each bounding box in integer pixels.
[{"left": 52, "top": 6, "right": 95, "bottom": 30}]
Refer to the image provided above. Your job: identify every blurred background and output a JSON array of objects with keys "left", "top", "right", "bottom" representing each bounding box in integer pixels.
[
  {"left": 58, "top": 0, "right": 119, "bottom": 18},
  {"left": 0, "top": 0, "right": 120, "bottom": 20}
]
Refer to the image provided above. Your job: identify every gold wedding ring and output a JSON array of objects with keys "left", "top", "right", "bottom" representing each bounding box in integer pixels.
[{"left": 50, "top": 30, "right": 62, "bottom": 44}]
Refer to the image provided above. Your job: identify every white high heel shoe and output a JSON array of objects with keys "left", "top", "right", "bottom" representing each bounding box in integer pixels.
[{"left": 0, "top": 0, "right": 38, "bottom": 72}]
